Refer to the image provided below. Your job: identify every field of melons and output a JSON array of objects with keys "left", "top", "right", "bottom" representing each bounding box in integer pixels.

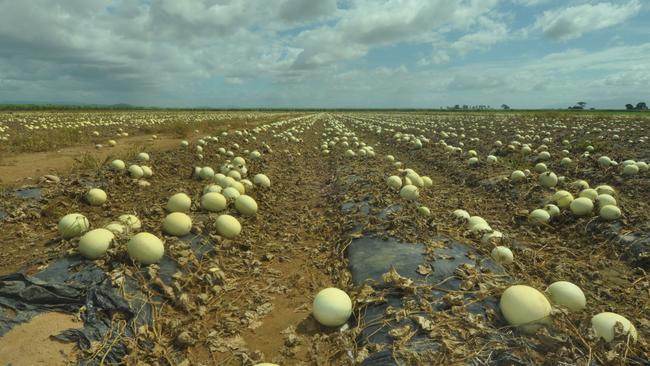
[
  {"left": 0, "top": 111, "right": 649, "bottom": 365},
  {"left": 0, "top": 110, "right": 294, "bottom": 153}
]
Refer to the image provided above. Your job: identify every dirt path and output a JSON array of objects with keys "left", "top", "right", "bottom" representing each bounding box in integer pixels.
[
  {"left": 0, "top": 312, "right": 82, "bottom": 365},
  {"left": 183, "top": 118, "right": 353, "bottom": 364},
  {"left": 0, "top": 133, "right": 194, "bottom": 185}
]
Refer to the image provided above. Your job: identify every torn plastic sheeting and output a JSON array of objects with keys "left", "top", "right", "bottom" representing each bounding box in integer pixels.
[
  {"left": 0, "top": 233, "right": 216, "bottom": 365},
  {"left": 348, "top": 235, "right": 512, "bottom": 366},
  {"left": 0, "top": 256, "right": 140, "bottom": 365}
]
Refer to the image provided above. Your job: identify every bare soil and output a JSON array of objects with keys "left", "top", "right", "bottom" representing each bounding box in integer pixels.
[
  {"left": 0, "top": 312, "right": 82, "bottom": 365},
  {"left": 0, "top": 133, "right": 190, "bottom": 184}
]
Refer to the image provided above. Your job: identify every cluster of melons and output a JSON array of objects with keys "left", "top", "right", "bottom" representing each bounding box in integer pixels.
[
  {"left": 59, "top": 213, "right": 164, "bottom": 265},
  {"left": 500, "top": 283, "right": 636, "bottom": 342},
  {"left": 528, "top": 181, "right": 621, "bottom": 224},
  {"left": 385, "top": 168, "right": 433, "bottom": 202},
  {"left": 598, "top": 156, "right": 648, "bottom": 177},
  {"left": 109, "top": 152, "right": 153, "bottom": 184},
  {"left": 169, "top": 156, "right": 268, "bottom": 240}
]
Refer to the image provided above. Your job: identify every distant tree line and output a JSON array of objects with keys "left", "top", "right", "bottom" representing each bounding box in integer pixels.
[
  {"left": 568, "top": 101, "right": 590, "bottom": 110},
  {"left": 0, "top": 103, "right": 147, "bottom": 111},
  {"left": 444, "top": 104, "right": 493, "bottom": 110},
  {"left": 625, "top": 102, "right": 648, "bottom": 111},
  {"left": 566, "top": 101, "right": 649, "bottom": 111}
]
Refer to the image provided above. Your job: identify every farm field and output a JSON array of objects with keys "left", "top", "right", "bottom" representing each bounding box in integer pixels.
[{"left": 0, "top": 110, "right": 649, "bottom": 365}]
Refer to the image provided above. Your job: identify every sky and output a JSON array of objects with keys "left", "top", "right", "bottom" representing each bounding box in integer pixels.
[{"left": 0, "top": 0, "right": 648, "bottom": 109}]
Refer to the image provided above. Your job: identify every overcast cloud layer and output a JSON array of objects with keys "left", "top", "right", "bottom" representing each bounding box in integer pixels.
[{"left": 0, "top": 0, "right": 647, "bottom": 108}]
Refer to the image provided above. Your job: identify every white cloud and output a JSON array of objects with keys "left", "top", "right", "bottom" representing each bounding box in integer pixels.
[
  {"left": 291, "top": 0, "right": 501, "bottom": 69},
  {"left": 431, "top": 50, "right": 451, "bottom": 64},
  {"left": 447, "top": 74, "right": 506, "bottom": 90},
  {"left": 534, "top": 1, "right": 641, "bottom": 41},
  {"left": 451, "top": 17, "right": 508, "bottom": 55},
  {"left": 511, "top": 0, "right": 554, "bottom": 6},
  {"left": 224, "top": 77, "right": 244, "bottom": 85}
]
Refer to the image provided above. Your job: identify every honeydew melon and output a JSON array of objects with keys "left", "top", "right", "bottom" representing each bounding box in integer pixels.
[
  {"left": 240, "top": 179, "right": 253, "bottom": 192},
  {"left": 539, "top": 172, "right": 558, "bottom": 188},
  {"left": 544, "top": 204, "right": 560, "bottom": 217},
  {"left": 595, "top": 185, "right": 615, "bottom": 196},
  {"left": 453, "top": 209, "right": 470, "bottom": 221},
  {"left": 599, "top": 205, "right": 621, "bottom": 221},
  {"left": 127, "top": 232, "right": 164, "bottom": 264},
  {"left": 167, "top": 193, "right": 191, "bottom": 212},
  {"left": 387, "top": 175, "right": 402, "bottom": 190},
  {"left": 199, "top": 167, "right": 215, "bottom": 179},
  {"left": 399, "top": 185, "right": 419, "bottom": 200},
  {"left": 253, "top": 174, "right": 271, "bottom": 188},
  {"left": 491, "top": 246, "right": 513, "bottom": 264},
  {"left": 163, "top": 212, "right": 192, "bottom": 236},
  {"left": 500, "top": 285, "right": 551, "bottom": 333},
  {"left": 312, "top": 288, "right": 352, "bottom": 327},
  {"left": 546, "top": 281, "right": 586, "bottom": 312},
  {"left": 215, "top": 215, "right": 241, "bottom": 239},
  {"left": 110, "top": 159, "right": 125, "bottom": 171},
  {"left": 128, "top": 165, "right": 144, "bottom": 178},
  {"left": 468, "top": 220, "right": 492, "bottom": 234},
  {"left": 510, "top": 170, "right": 526, "bottom": 182},
  {"left": 231, "top": 181, "right": 246, "bottom": 195},
  {"left": 86, "top": 188, "right": 107, "bottom": 206},
  {"left": 222, "top": 187, "right": 241, "bottom": 200},
  {"left": 417, "top": 206, "right": 431, "bottom": 217},
  {"left": 598, "top": 156, "right": 612, "bottom": 167},
  {"left": 203, "top": 184, "right": 222, "bottom": 194},
  {"left": 141, "top": 166, "right": 153, "bottom": 177},
  {"left": 553, "top": 190, "right": 574, "bottom": 208},
  {"left": 79, "top": 228, "right": 114, "bottom": 259},
  {"left": 623, "top": 164, "right": 639, "bottom": 176},
  {"left": 58, "top": 213, "right": 90, "bottom": 239},
  {"left": 570, "top": 197, "right": 594, "bottom": 217},
  {"left": 227, "top": 169, "right": 242, "bottom": 180},
  {"left": 579, "top": 189, "right": 598, "bottom": 201},
  {"left": 571, "top": 180, "right": 590, "bottom": 190},
  {"left": 591, "top": 312, "right": 637, "bottom": 342},
  {"left": 234, "top": 195, "right": 258, "bottom": 216},
  {"left": 596, "top": 194, "right": 617, "bottom": 207},
  {"left": 529, "top": 209, "right": 550, "bottom": 225}
]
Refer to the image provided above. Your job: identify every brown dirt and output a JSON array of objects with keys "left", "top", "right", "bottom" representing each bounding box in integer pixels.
[
  {"left": 0, "top": 133, "right": 191, "bottom": 185},
  {"left": 0, "top": 312, "right": 82, "bottom": 365}
]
